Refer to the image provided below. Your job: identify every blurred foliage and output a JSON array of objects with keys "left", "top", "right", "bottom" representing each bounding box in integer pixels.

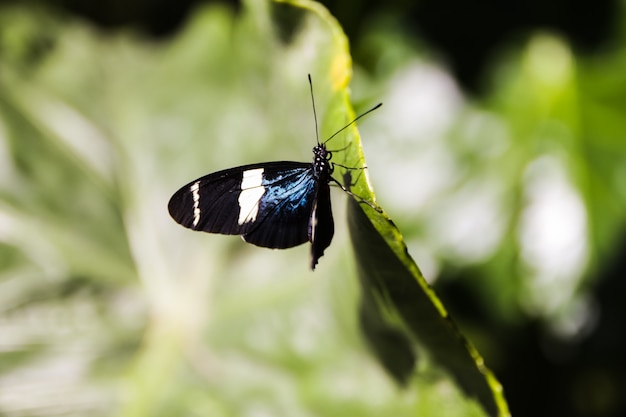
[
  {"left": 351, "top": 8, "right": 626, "bottom": 417},
  {"left": 0, "top": 0, "right": 499, "bottom": 416},
  {"left": 1, "top": 0, "right": 626, "bottom": 417}
]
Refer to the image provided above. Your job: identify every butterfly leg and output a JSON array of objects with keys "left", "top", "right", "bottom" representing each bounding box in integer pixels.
[
  {"left": 329, "top": 176, "right": 383, "bottom": 213},
  {"left": 332, "top": 162, "right": 368, "bottom": 171},
  {"left": 325, "top": 143, "right": 352, "bottom": 153},
  {"left": 332, "top": 162, "right": 370, "bottom": 188}
]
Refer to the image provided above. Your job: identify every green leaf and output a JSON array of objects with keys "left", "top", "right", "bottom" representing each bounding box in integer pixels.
[
  {"left": 348, "top": 200, "right": 510, "bottom": 417},
  {"left": 267, "top": 1, "right": 511, "bottom": 416}
]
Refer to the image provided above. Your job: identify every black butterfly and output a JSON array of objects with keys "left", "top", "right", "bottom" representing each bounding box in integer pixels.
[{"left": 168, "top": 75, "right": 381, "bottom": 270}]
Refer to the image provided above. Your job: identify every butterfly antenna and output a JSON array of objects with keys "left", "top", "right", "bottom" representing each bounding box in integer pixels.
[
  {"left": 323, "top": 102, "right": 382, "bottom": 145},
  {"left": 308, "top": 74, "right": 321, "bottom": 146}
]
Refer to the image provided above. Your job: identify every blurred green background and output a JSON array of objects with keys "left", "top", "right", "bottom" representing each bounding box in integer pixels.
[{"left": 1, "top": 0, "right": 625, "bottom": 416}]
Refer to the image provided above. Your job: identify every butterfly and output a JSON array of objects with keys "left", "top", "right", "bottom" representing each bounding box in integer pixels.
[{"left": 168, "top": 75, "right": 381, "bottom": 270}]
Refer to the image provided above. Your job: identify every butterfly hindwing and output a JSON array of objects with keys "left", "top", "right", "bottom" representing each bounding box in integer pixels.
[
  {"left": 309, "top": 182, "right": 334, "bottom": 269},
  {"left": 168, "top": 161, "right": 317, "bottom": 249}
]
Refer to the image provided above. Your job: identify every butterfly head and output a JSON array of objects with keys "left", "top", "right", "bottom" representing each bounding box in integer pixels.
[{"left": 312, "top": 143, "right": 333, "bottom": 181}]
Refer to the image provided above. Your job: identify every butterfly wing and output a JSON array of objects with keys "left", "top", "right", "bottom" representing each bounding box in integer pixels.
[
  {"left": 309, "top": 182, "right": 334, "bottom": 270},
  {"left": 168, "top": 161, "right": 316, "bottom": 249}
]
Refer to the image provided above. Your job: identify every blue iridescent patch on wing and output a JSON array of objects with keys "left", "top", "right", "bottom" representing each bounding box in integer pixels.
[{"left": 260, "top": 168, "right": 316, "bottom": 215}]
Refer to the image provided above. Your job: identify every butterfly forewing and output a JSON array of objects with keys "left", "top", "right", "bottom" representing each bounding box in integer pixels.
[
  {"left": 168, "top": 161, "right": 316, "bottom": 249},
  {"left": 241, "top": 165, "right": 317, "bottom": 248}
]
